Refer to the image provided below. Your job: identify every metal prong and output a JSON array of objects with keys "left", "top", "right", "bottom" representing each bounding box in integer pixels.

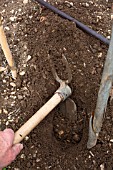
[
  {"left": 48, "top": 54, "right": 62, "bottom": 83},
  {"left": 62, "top": 54, "right": 72, "bottom": 84},
  {"left": 48, "top": 54, "right": 72, "bottom": 84}
]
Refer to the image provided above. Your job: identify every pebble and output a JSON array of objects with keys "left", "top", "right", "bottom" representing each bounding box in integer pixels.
[
  {"left": 18, "top": 95, "right": 23, "bottom": 100},
  {"left": 73, "top": 133, "right": 80, "bottom": 143},
  {"left": 10, "top": 9, "right": 15, "bottom": 14},
  {"left": 26, "top": 55, "right": 31, "bottom": 62},
  {"left": 100, "top": 163, "right": 104, "bottom": 170},
  {"left": 25, "top": 136, "right": 29, "bottom": 141},
  {"left": 0, "top": 109, "right": 2, "bottom": 114},
  {"left": 86, "top": 3, "right": 89, "bottom": 7},
  {"left": 2, "top": 9, "right": 5, "bottom": 13},
  {"left": 58, "top": 130, "right": 64, "bottom": 136},
  {"left": 11, "top": 91, "right": 16, "bottom": 95},
  {"left": 107, "top": 36, "right": 110, "bottom": 39},
  {"left": 9, "top": 119, "right": 14, "bottom": 122},
  {"left": 5, "top": 26, "right": 10, "bottom": 31},
  {"left": 33, "top": 153, "right": 36, "bottom": 157},
  {"left": 65, "top": 1, "right": 74, "bottom": 7},
  {"left": 8, "top": 115, "right": 11, "bottom": 119},
  {"left": 23, "top": 0, "right": 28, "bottom": 4},
  {"left": 10, "top": 82, "right": 16, "bottom": 87},
  {"left": 20, "top": 154, "right": 25, "bottom": 159},
  {"left": 110, "top": 139, "right": 113, "bottom": 142},
  {"left": 19, "top": 71, "right": 25, "bottom": 76},
  {"left": 18, "top": 8, "right": 22, "bottom": 12},
  {"left": 88, "top": 155, "right": 91, "bottom": 158},
  {"left": 3, "top": 109, "right": 8, "bottom": 114},
  {"left": 6, "top": 121, "right": 9, "bottom": 125},
  {"left": 98, "top": 52, "right": 102, "bottom": 58},
  {"left": 9, "top": 16, "right": 16, "bottom": 21},
  {"left": 3, "top": 79, "right": 6, "bottom": 83}
]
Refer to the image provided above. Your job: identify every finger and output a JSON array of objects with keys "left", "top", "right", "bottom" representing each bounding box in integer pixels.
[
  {"left": 3, "top": 129, "right": 14, "bottom": 146},
  {"left": 11, "top": 143, "right": 23, "bottom": 161}
]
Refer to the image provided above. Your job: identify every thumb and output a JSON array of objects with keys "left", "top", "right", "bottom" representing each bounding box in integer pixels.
[{"left": 11, "top": 143, "right": 23, "bottom": 161}]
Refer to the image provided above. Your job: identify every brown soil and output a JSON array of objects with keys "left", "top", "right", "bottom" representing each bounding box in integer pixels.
[{"left": 0, "top": 0, "right": 113, "bottom": 169}]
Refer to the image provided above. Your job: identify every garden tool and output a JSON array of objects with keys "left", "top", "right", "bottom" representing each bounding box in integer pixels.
[
  {"left": 87, "top": 10, "right": 113, "bottom": 149},
  {"left": 13, "top": 55, "right": 72, "bottom": 144}
]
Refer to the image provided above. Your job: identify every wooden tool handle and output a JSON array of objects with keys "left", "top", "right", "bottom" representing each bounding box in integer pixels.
[
  {"left": 13, "top": 93, "right": 62, "bottom": 144},
  {"left": 0, "top": 18, "right": 17, "bottom": 79}
]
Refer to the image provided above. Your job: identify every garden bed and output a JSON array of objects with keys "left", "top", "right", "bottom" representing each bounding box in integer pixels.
[{"left": 0, "top": 0, "right": 113, "bottom": 169}]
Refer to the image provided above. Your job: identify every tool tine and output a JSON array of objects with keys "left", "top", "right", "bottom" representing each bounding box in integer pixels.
[
  {"left": 48, "top": 55, "right": 62, "bottom": 83},
  {"left": 62, "top": 54, "right": 72, "bottom": 84}
]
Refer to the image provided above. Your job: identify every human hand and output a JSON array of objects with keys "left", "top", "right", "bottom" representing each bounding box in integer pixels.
[{"left": 0, "top": 129, "right": 23, "bottom": 169}]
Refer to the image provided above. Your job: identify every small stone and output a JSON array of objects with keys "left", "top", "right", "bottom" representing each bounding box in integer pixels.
[
  {"left": 3, "top": 79, "right": 6, "bottom": 83},
  {"left": 10, "top": 82, "right": 16, "bottom": 87},
  {"left": 11, "top": 91, "right": 16, "bottom": 95},
  {"left": 65, "top": 1, "right": 73, "bottom": 7},
  {"left": 9, "top": 16, "right": 16, "bottom": 21},
  {"left": 58, "top": 130, "right": 64, "bottom": 136},
  {"left": 20, "top": 154, "right": 25, "bottom": 159},
  {"left": 100, "top": 163, "right": 104, "bottom": 170},
  {"left": 18, "top": 95, "right": 23, "bottom": 100},
  {"left": 3, "top": 109, "right": 8, "bottom": 114},
  {"left": 5, "top": 26, "right": 10, "bottom": 31},
  {"left": 110, "top": 139, "right": 113, "bottom": 142},
  {"left": 36, "top": 158, "right": 40, "bottom": 162},
  {"left": 19, "top": 71, "right": 25, "bottom": 76},
  {"left": 85, "top": 3, "right": 89, "bottom": 7},
  {"left": 18, "top": 8, "right": 22, "bottom": 12},
  {"left": 0, "top": 109, "right": 2, "bottom": 114},
  {"left": 25, "top": 136, "right": 29, "bottom": 141},
  {"left": 98, "top": 52, "right": 102, "bottom": 58},
  {"left": 11, "top": 9, "right": 14, "bottom": 14},
  {"left": 107, "top": 36, "right": 110, "bottom": 39},
  {"left": 89, "top": 155, "right": 91, "bottom": 158},
  {"left": 23, "top": 0, "right": 28, "bottom": 3},
  {"left": 26, "top": 55, "right": 31, "bottom": 62},
  {"left": 9, "top": 119, "right": 14, "bottom": 122},
  {"left": 2, "top": 9, "right": 5, "bottom": 13},
  {"left": 73, "top": 133, "right": 81, "bottom": 143},
  {"left": 33, "top": 153, "right": 36, "bottom": 157},
  {"left": 83, "top": 63, "right": 86, "bottom": 67},
  {"left": 6, "top": 121, "right": 9, "bottom": 125}
]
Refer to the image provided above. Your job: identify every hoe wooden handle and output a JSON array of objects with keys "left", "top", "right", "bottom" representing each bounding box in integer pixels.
[{"left": 13, "top": 93, "right": 62, "bottom": 144}]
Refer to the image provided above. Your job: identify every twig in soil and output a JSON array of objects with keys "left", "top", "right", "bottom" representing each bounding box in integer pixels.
[
  {"left": 87, "top": 9, "right": 113, "bottom": 149},
  {"left": 0, "top": 14, "right": 17, "bottom": 79}
]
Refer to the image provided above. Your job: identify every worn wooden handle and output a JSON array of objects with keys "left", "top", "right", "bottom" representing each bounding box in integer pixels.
[
  {"left": 13, "top": 93, "right": 62, "bottom": 144},
  {"left": 0, "top": 18, "right": 17, "bottom": 79}
]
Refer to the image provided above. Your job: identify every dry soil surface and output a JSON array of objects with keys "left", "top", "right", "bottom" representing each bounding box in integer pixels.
[{"left": 0, "top": 0, "right": 113, "bottom": 169}]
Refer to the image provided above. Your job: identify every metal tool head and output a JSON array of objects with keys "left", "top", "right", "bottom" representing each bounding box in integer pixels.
[{"left": 48, "top": 54, "right": 72, "bottom": 85}]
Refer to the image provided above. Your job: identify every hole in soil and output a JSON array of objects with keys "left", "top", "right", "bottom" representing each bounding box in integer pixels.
[{"left": 53, "top": 98, "right": 85, "bottom": 145}]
